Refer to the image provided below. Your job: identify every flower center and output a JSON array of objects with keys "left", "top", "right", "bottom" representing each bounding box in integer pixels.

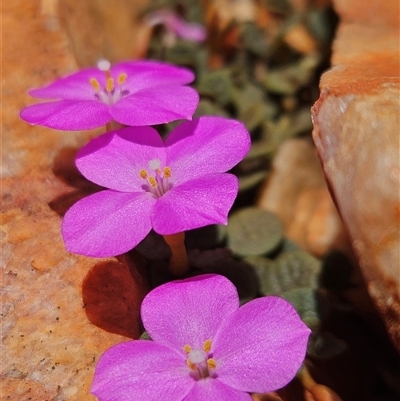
[
  {"left": 89, "top": 60, "right": 129, "bottom": 105},
  {"left": 139, "top": 159, "right": 173, "bottom": 198},
  {"left": 184, "top": 339, "right": 217, "bottom": 380}
]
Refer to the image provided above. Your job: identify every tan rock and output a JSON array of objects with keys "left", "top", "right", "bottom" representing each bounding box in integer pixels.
[
  {"left": 58, "top": 0, "right": 153, "bottom": 66},
  {"left": 1, "top": 1, "right": 148, "bottom": 399},
  {"left": 257, "top": 138, "right": 349, "bottom": 257},
  {"left": 311, "top": 0, "right": 400, "bottom": 349},
  {"left": 283, "top": 23, "right": 318, "bottom": 55}
]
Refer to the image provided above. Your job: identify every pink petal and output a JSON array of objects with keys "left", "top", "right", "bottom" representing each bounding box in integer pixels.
[
  {"left": 20, "top": 100, "right": 110, "bottom": 130},
  {"left": 110, "top": 85, "right": 199, "bottom": 126},
  {"left": 28, "top": 68, "right": 104, "bottom": 100},
  {"left": 212, "top": 296, "right": 311, "bottom": 393},
  {"left": 76, "top": 127, "right": 166, "bottom": 192},
  {"left": 165, "top": 117, "right": 250, "bottom": 185},
  {"left": 184, "top": 378, "right": 252, "bottom": 401},
  {"left": 166, "top": 15, "right": 207, "bottom": 42},
  {"left": 112, "top": 60, "right": 195, "bottom": 89},
  {"left": 92, "top": 340, "right": 194, "bottom": 401},
  {"left": 147, "top": 10, "right": 207, "bottom": 42},
  {"left": 141, "top": 275, "right": 239, "bottom": 351},
  {"left": 62, "top": 190, "right": 155, "bottom": 257},
  {"left": 151, "top": 173, "right": 238, "bottom": 234}
]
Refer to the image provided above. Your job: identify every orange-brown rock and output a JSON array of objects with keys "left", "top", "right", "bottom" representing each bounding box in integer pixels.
[
  {"left": 311, "top": 0, "right": 400, "bottom": 350},
  {"left": 257, "top": 138, "right": 350, "bottom": 257},
  {"left": 1, "top": 1, "right": 148, "bottom": 399},
  {"left": 58, "top": 0, "right": 152, "bottom": 66}
]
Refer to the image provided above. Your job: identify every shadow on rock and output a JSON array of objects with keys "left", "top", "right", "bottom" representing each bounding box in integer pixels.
[
  {"left": 48, "top": 146, "right": 103, "bottom": 216},
  {"left": 82, "top": 256, "right": 148, "bottom": 339}
]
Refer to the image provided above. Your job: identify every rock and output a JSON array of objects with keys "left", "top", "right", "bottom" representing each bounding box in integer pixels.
[
  {"left": 311, "top": 0, "right": 400, "bottom": 350},
  {"left": 257, "top": 138, "right": 350, "bottom": 257},
  {"left": 58, "top": 0, "right": 152, "bottom": 66},
  {"left": 1, "top": 1, "right": 148, "bottom": 399}
]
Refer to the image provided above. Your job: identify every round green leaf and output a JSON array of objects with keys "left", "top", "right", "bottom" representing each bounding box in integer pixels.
[
  {"left": 227, "top": 207, "right": 284, "bottom": 257},
  {"left": 282, "top": 287, "right": 320, "bottom": 330}
]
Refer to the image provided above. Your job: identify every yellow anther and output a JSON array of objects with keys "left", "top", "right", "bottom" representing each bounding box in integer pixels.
[
  {"left": 207, "top": 358, "right": 217, "bottom": 370},
  {"left": 187, "top": 360, "right": 195, "bottom": 370},
  {"left": 106, "top": 77, "right": 115, "bottom": 92},
  {"left": 139, "top": 169, "right": 148, "bottom": 179},
  {"left": 163, "top": 167, "right": 171, "bottom": 179},
  {"left": 90, "top": 78, "right": 101, "bottom": 91},
  {"left": 203, "top": 339, "right": 212, "bottom": 353},
  {"left": 183, "top": 345, "right": 192, "bottom": 354},
  {"left": 148, "top": 177, "right": 157, "bottom": 188},
  {"left": 117, "top": 73, "right": 127, "bottom": 85}
]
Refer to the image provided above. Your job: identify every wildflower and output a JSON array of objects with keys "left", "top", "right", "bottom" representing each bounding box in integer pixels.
[
  {"left": 62, "top": 116, "right": 250, "bottom": 257},
  {"left": 146, "top": 9, "right": 207, "bottom": 43},
  {"left": 20, "top": 60, "right": 199, "bottom": 130},
  {"left": 91, "top": 274, "right": 311, "bottom": 401}
]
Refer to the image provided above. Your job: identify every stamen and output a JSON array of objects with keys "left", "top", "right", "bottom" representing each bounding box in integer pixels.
[
  {"left": 139, "top": 161, "right": 173, "bottom": 198},
  {"left": 163, "top": 167, "right": 171, "bottom": 178},
  {"left": 148, "top": 177, "right": 157, "bottom": 187},
  {"left": 117, "top": 73, "right": 127, "bottom": 85},
  {"left": 188, "top": 349, "right": 207, "bottom": 364},
  {"left": 105, "top": 70, "right": 112, "bottom": 80},
  {"left": 148, "top": 159, "right": 161, "bottom": 170},
  {"left": 187, "top": 360, "right": 195, "bottom": 370},
  {"left": 203, "top": 339, "right": 212, "bottom": 353},
  {"left": 207, "top": 359, "right": 217, "bottom": 370},
  {"left": 90, "top": 78, "right": 101, "bottom": 91},
  {"left": 91, "top": 60, "right": 128, "bottom": 105},
  {"left": 183, "top": 345, "right": 192, "bottom": 353},
  {"left": 106, "top": 77, "right": 115, "bottom": 92},
  {"left": 97, "top": 59, "right": 111, "bottom": 72}
]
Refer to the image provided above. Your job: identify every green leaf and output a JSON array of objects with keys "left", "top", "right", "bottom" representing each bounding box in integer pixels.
[
  {"left": 189, "top": 249, "right": 259, "bottom": 300},
  {"left": 238, "top": 171, "right": 269, "bottom": 192},
  {"left": 241, "top": 22, "right": 270, "bottom": 58},
  {"left": 281, "top": 287, "right": 320, "bottom": 330},
  {"left": 227, "top": 207, "right": 284, "bottom": 257},
  {"left": 307, "top": 331, "right": 347, "bottom": 359},
  {"left": 197, "top": 69, "right": 234, "bottom": 106},
  {"left": 165, "top": 40, "right": 199, "bottom": 66},
  {"left": 246, "top": 250, "right": 321, "bottom": 295},
  {"left": 233, "top": 83, "right": 278, "bottom": 131},
  {"left": 194, "top": 99, "right": 230, "bottom": 118},
  {"left": 262, "top": 53, "right": 321, "bottom": 95},
  {"left": 262, "top": 107, "right": 313, "bottom": 149},
  {"left": 271, "top": 250, "right": 321, "bottom": 291},
  {"left": 140, "top": 331, "right": 152, "bottom": 341}
]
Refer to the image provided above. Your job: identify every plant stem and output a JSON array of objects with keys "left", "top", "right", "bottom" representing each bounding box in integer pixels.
[
  {"left": 298, "top": 365, "right": 317, "bottom": 391},
  {"left": 163, "top": 232, "right": 188, "bottom": 276},
  {"left": 106, "top": 120, "right": 123, "bottom": 132},
  {"left": 299, "top": 365, "right": 343, "bottom": 401}
]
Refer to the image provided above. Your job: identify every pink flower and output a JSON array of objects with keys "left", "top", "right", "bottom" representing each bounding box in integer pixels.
[
  {"left": 91, "top": 274, "right": 311, "bottom": 401},
  {"left": 20, "top": 60, "right": 199, "bottom": 130},
  {"left": 147, "top": 9, "right": 207, "bottom": 43},
  {"left": 61, "top": 117, "right": 250, "bottom": 257}
]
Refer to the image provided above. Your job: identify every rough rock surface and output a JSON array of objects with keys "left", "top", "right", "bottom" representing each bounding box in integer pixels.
[
  {"left": 1, "top": 1, "right": 148, "bottom": 400},
  {"left": 311, "top": 0, "right": 400, "bottom": 350}
]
